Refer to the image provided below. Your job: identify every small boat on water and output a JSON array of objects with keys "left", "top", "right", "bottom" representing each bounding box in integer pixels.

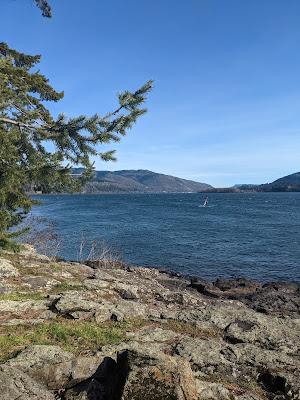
[{"left": 203, "top": 196, "right": 208, "bottom": 207}]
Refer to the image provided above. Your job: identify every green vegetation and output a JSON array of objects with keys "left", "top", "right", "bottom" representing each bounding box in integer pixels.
[
  {"left": 0, "top": 292, "right": 46, "bottom": 301},
  {"left": 0, "top": 319, "right": 144, "bottom": 362},
  {"left": 52, "top": 282, "right": 84, "bottom": 293},
  {"left": 0, "top": 42, "right": 152, "bottom": 250}
]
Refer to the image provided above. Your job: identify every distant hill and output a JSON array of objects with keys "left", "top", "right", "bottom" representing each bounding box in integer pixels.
[
  {"left": 257, "top": 172, "right": 300, "bottom": 192},
  {"left": 73, "top": 169, "right": 213, "bottom": 193},
  {"left": 204, "top": 172, "right": 300, "bottom": 193},
  {"left": 269, "top": 172, "right": 300, "bottom": 187}
]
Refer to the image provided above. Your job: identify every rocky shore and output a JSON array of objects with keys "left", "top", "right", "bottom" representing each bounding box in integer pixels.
[{"left": 0, "top": 246, "right": 299, "bottom": 400}]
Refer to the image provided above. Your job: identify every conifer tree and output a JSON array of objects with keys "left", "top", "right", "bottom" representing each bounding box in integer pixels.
[
  {"left": 0, "top": 42, "right": 152, "bottom": 249},
  {"left": 34, "top": 0, "right": 52, "bottom": 17}
]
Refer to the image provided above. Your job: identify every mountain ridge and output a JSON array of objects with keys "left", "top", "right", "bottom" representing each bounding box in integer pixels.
[
  {"left": 73, "top": 168, "right": 213, "bottom": 193},
  {"left": 203, "top": 171, "right": 300, "bottom": 193}
]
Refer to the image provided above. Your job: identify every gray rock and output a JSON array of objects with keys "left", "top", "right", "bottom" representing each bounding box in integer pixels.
[
  {"left": 0, "top": 258, "right": 19, "bottom": 277},
  {"left": 95, "top": 300, "right": 147, "bottom": 322},
  {"left": 114, "top": 283, "right": 139, "bottom": 300},
  {"left": 196, "top": 381, "right": 232, "bottom": 400},
  {"left": 0, "top": 299, "right": 49, "bottom": 313},
  {"left": 121, "top": 349, "right": 198, "bottom": 400},
  {"left": 0, "top": 364, "right": 55, "bottom": 400},
  {"left": 6, "top": 345, "right": 102, "bottom": 390},
  {"left": 55, "top": 293, "right": 101, "bottom": 317},
  {"left": 23, "top": 275, "right": 60, "bottom": 290}
]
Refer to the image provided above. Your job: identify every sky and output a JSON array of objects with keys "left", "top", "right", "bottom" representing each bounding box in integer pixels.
[{"left": 1, "top": 0, "right": 300, "bottom": 187}]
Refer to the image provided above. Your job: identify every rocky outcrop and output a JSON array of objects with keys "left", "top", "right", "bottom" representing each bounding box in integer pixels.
[
  {"left": 0, "top": 247, "right": 299, "bottom": 400},
  {"left": 191, "top": 277, "right": 300, "bottom": 319},
  {"left": 0, "top": 365, "right": 55, "bottom": 400}
]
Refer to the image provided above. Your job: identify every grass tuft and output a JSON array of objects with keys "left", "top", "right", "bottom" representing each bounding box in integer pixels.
[
  {"left": 51, "top": 282, "right": 84, "bottom": 293},
  {"left": 0, "top": 319, "right": 144, "bottom": 362},
  {"left": 0, "top": 292, "right": 46, "bottom": 301}
]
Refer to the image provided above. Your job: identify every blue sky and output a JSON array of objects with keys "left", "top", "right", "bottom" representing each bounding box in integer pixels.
[{"left": 1, "top": 0, "right": 300, "bottom": 186}]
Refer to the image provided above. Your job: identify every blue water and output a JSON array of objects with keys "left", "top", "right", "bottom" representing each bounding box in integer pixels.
[{"left": 30, "top": 193, "right": 300, "bottom": 282}]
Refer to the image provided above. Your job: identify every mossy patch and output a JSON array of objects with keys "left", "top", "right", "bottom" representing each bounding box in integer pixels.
[
  {"left": 0, "top": 318, "right": 145, "bottom": 362},
  {"left": 51, "top": 281, "right": 84, "bottom": 293},
  {"left": 0, "top": 292, "right": 46, "bottom": 301}
]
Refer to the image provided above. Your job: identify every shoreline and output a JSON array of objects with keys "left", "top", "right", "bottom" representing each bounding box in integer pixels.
[{"left": 0, "top": 245, "right": 299, "bottom": 399}]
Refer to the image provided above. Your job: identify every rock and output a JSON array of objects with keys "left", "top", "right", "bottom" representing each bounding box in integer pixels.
[
  {"left": 54, "top": 292, "right": 147, "bottom": 321},
  {"left": 64, "top": 356, "right": 121, "bottom": 400},
  {"left": 54, "top": 293, "right": 101, "bottom": 318},
  {"left": 83, "top": 278, "right": 111, "bottom": 290},
  {"left": 95, "top": 300, "right": 147, "bottom": 322},
  {"left": 190, "top": 278, "right": 222, "bottom": 298},
  {"left": 65, "top": 347, "right": 199, "bottom": 400},
  {"left": 23, "top": 275, "right": 60, "bottom": 290},
  {"left": 200, "top": 303, "right": 300, "bottom": 354},
  {"left": 243, "top": 286, "right": 300, "bottom": 318},
  {"left": 19, "top": 244, "right": 51, "bottom": 262},
  {"left": 0, "top": 282, "right": 12, "bottom": 294},
  {"left": 214, "top": 278, "right": 261, "bottom": 293},
  {"left": 0, "top": 258, "right": 19, "bottom": 277},
  {"left": 120, "top": 349, "right": 198, "bottom": 400},
  {"left": 235, "top": 344, "right": 300, "bottom": 399},
  {"left": 0, "top": 299, "right": 49, "bottom": 313},
  {"left": 126, "top": 326, "right": 180, "bottom": 343},
  {"left": 175, "top": 337, "right": 235, "bottom": 378},
  {"left": 114, "top": 283, "right": 139, "bottom": 300},
  {"left": 0, "top": 364, "right": 55, "bottom": 400},
  {"left": 196, "top": 381, "right": 232, "bottom": 400},
  {"left": 6, "top": 345, "right": 102, "bottom": 390}
]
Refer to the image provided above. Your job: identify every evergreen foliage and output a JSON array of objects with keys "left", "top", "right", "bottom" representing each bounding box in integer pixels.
[
  {"left": 0, "top": 42, "right": 152, "bottom": 249},
  {"left": 34, "top": 0, "right": 52, "bottom": 17}
]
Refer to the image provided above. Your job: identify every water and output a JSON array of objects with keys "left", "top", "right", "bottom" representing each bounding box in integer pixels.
[{"left": 30, "top": 193, "right": 300, "bottom": 282}]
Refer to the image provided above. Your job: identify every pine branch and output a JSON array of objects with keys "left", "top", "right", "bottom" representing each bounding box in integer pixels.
[{"left": 34, "top": 0, "right": 52, "bottom": 18}]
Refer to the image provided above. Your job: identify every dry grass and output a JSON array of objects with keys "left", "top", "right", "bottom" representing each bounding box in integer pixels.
[
  {"left": 77, "top": 235, "right": 123, "bottom": 269},
  {"left": 158, "top": 320, "right": 221, "bottom": 340},
  {"left": 18, "top": 216, "right": 62, "bottom": 258}
]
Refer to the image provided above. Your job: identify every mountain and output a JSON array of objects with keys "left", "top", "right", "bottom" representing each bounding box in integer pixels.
[
  {"left": 257, "top": 172, "right": 300, "bottom": 192},
  {"left": 73, "top": 169, "right": 213, "bottom": 193},
  {"left": 269, "top": 172, "right": 300, "bottom": 187},
  {"left": 203, "top": 172, "right": 300, "bottom": 193}
]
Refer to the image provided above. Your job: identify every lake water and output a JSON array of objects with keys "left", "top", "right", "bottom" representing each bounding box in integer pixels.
[{"left": 30, "top": 193, "right": 300, "bottom": 282}]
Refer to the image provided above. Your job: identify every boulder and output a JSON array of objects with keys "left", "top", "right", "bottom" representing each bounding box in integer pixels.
[
  {"left": 64, "top": 356, "right": 120, "bottom": 400},
  {"left": 114, "top": 283, "right": 139, "bottom": 300},
  {"left": 0, "top": 258, "right": 19, "bottom": 277},
  {"left": 120, "top": 349, "right": 198, "bottom": 400},
  {"left": 214, "top": 278, "right": 261, "bottom": 293},
  {"left": 6, "top": 345, "right": 102, "bottom": 390},
  {"left": 54, "top": 293, "right": 101, "bottom": 318},
  {"left": 0, "top": 365, "right": 55, "bottom": 400},
  {"left": 243, "top": 286, "right": 300, "bottom": 318}
]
